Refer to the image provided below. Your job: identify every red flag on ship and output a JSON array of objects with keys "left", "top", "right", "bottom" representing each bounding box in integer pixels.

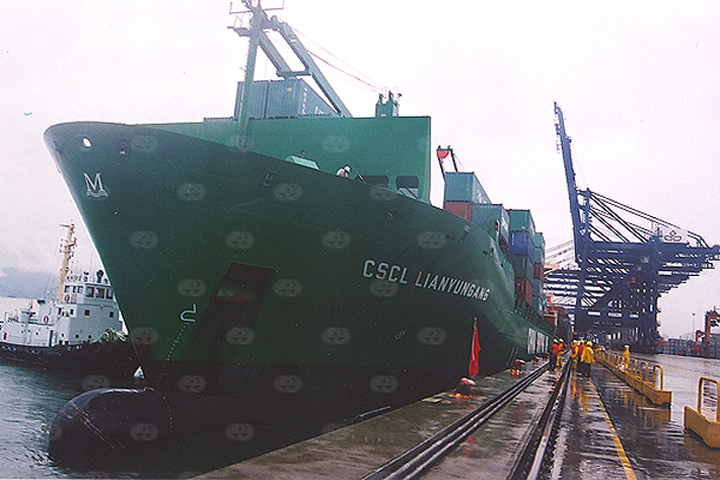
[{"left": 469, "top": 318, "right": 480, "bottom": 377}]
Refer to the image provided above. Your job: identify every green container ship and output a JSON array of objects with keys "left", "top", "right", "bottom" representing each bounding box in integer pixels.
[{"left": 44, "top": 2, "right": 554, "bottom": 456}]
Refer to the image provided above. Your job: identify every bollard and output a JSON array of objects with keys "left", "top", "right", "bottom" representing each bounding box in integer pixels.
[{"left": 684, "top": 377, "right": 720, "bottom": 448}]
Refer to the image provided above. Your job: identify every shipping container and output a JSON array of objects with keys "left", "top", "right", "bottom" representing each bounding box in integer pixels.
[
  {"left": 471, "top": 203, "right": 510, "bottom": 244},
  {"left": 532, "top": 278, "right": 543, "bottom": 296},
  {"left": 508, "top": 209, "right": 536, "bottom": 236},
  {"left": 235, "top": 79, "right": 338, "bottom": 120},
  {"left": 443, "top": 201, "right": 473, "bottom": 221},
  {"left": 510, "top": 254, "right": 533, "bottom": 279},
  {"left": 234, "top": 80, "right": 270, "bottom": 119},
  {"left": 515, "top": 277, "right": 533, "bottom": 304},
  {"left": 267, "top": 79, "right": 338, "bottom": 118},
  {"left": 533, "top": 295, "right": 547, "bottom": 315},
  {"left": 443, "top": 172, "right": 491, "bottom": 204},
  {"left": 509, "top": 231, "right": 535, "bottom": 257},
  {"left": 533, "top": 232, "right": 545, "bottom": 265},
  {"left": 543, "top": 311, "right": 558, "bottom": 327},
  {"left": 533, "top": 262, "right": 544, "bottom": 280}
]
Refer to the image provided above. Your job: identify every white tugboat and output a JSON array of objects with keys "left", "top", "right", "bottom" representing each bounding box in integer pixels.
[{"left": 0, "top": 224, "right": 138, "bottom": 378}]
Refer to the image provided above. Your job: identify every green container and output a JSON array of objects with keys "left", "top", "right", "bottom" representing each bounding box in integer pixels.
[
  {"left": 508, "top": 209, "right": 536, "bottom": 236},
  {"left": 511, "top": 254, "right": 533, "bottom": 279},
  {"left": 471, "top": 204, "right": 509, "bottom": 243},
  {"left": 444, "top": 172, "right": 491, "bottom": 204},
  {"left": 533, "top": 296, "right": 547, "bottom": 315},
  {"left": 533, "top": 232, "right": 545, "bottom": 264},
  {"left": 532, "top": 278, "right": 543, "bottom": 298},
  {"left": 533, "top": 232, "right": 545, "bottom": 251}
]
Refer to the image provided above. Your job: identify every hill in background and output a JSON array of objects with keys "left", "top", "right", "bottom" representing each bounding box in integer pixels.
[{"left": 0, "top": 268, "right": 57, "bottom": 299}]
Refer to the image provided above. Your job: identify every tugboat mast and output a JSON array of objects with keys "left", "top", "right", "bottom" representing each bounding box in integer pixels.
[{"left": 55, "top": 223, "right": 76, "bottom": 303}]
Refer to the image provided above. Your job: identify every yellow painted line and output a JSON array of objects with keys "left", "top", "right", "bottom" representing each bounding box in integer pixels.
[{"left": 588, "top": 381, "right": 637, "bottom": 480}]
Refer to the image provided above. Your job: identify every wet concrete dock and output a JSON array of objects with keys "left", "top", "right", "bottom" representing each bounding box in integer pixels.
[{"left": 198, "top": 354, "right": 720, "bottom": 479}]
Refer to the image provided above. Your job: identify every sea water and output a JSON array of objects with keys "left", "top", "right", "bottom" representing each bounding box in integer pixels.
[
  {"left": 0, "top": 296, "right": 84, "bottom": 478},
  {"left": 0, "top": 296, "right": 305, "bottom": 478}
]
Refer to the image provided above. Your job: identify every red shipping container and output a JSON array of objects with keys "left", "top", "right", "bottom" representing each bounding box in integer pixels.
[
  {"left": 533, "top": 262, "right": 544, "bottom": 280},
  {"left": 514, "top": 277, "right": 533, "bottom": 304},
  {"left": 443, "top": 201, "right": 473, "bottom": 221},
  {"left": 543, "top": 312, "right": 558, "bottom": 326}
]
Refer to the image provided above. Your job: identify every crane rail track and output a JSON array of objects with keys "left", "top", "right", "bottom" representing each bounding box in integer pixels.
[{"left": 362, "top": 359, "right": 571, "bottom": 480}]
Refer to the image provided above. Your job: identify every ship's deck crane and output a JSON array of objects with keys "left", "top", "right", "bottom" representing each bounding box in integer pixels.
[
  {"left": 229, "top": 0, "right": 352, "bottom": 148},
  {"left": 545, "top": 103, "right": 720, "bottom": 352}
]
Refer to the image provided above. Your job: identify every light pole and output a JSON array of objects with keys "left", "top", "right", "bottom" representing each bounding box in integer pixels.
[{"left": 692, "top": 312, "right": 696, "bottom": 340}]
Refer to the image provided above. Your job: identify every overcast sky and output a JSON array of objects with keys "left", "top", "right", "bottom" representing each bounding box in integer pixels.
[{"left": 2, "top": 1, "right": 719, "bottom": 338}]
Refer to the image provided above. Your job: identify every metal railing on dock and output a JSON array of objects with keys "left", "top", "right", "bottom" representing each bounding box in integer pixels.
[
  {"left": 596, "top": 351, "right": 672, "bottom": 407},
  {"left": 684, "top": 377, "right": 720, "bottom": 448}
]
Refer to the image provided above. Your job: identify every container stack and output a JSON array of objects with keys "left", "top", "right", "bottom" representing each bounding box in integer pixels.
[
  {"left": 508, "top": 209, "right": 536, "bottom": 309},
  {"left": 442, "top": 172, "right": 491, "bottom": 221},
  {"left": 442, "top": 172, "right": 511, "bottom": 247},
  {"left": 442, "top": 174, "right": 547, "bottom": 317},
  {"left": 532, "top": 232, "right": 546, "bottom": 315},
  {"left": 664, "top": 338, "right": 694, "bottom": 356},
  {"left": 545, "top": 304, "right": 565, "bottom": 327},
  {"left": 709, "top": 334, "right": 720, "bottom": 358}
]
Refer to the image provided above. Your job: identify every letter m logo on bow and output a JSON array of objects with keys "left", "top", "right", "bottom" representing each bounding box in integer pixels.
[{"left": 83, "top": 173, "right": 109, "bottom": 198}]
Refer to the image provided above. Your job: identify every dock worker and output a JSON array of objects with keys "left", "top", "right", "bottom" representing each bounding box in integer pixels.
[
  {"left": 556, "top": 339, "right": 564, "bottom": 369},
  {"left": 622, "top": 344, "right": 630, "bottom": 370},
  {"left": 336, "top": 165, "right": 351, "bottom": 177},
  {"left": 570, "top": 340, "right": 579, "bottom": 370},
  {"left": 577, "top": 340, "right": 585, "bottom": 371},
  {"left": 580, "top": 341, "right": 595, "bottom": 377},
  {"left": 550, "top": 339, "right": 558, "bottom": 371}
]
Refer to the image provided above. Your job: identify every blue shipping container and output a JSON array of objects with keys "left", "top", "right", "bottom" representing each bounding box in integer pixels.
[{"left": 509, "top": 231, "right": 535, "bottom": 257}]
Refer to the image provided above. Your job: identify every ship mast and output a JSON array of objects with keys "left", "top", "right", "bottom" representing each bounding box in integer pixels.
[
  {"left": 230, "top": 0, "right": 352, "bottom": 148},
  {"left": 234, "top": 0, "right": 265, "bottom": 149},
  {"left": 56, "top": 223, "right": 76, "bottom": 303}
]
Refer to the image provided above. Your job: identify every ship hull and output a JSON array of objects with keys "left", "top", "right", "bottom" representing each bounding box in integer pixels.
[
  {"left": 45, "top": 121, "right": 552, "bottom": 425},
  {"left": 0, "top": 339, "right": 137, "bottom": 378}
]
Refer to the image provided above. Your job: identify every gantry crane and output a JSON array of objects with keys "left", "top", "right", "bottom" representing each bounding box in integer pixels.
[
  {"left": 694, "top": 309, "right": 720, "bottom": 357},
  {"left": 545, "top": 103, "right": 720, "bottom": 352}
]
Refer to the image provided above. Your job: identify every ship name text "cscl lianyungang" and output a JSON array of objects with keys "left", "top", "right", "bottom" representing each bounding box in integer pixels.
[{"left": 361, "top": 259, "right": 491, "bottom": 301}]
